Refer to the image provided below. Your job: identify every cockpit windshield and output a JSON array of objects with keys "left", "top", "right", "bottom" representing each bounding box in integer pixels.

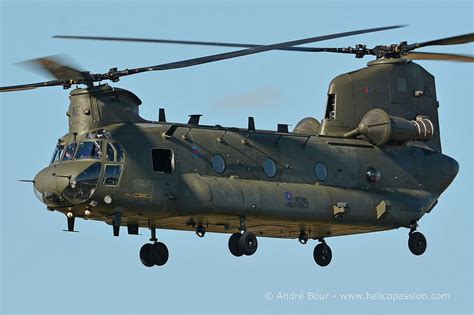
[
  {"left": 50, "top": 144, "right": 64, "bottom": 164},
  {"left": 75, "top": 141, "right": 103, "bottom": 160},
  {"left": 62, "top": 143, "right": 77, "bottom": 161},
  {"left": 54, "top": 130, "right": 121, "bottom": 163}
]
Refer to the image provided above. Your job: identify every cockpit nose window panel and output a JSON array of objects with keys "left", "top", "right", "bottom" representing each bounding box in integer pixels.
[
  {"left": 75, "top": 141, "right": 103, "bottom": 160},
  {"left": 63, "top": 162, "right": 101, "bottom": 204},
  {"left": 62, "top": 143, "right": 77, "bottom": 161},
  {"left": 102, "top": 165, "right": 122, "bottom": 186}
]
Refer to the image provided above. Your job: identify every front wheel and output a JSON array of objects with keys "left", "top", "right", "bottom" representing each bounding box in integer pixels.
[{"left": 408, "top": 232, "right": 427, "bottom": 256}]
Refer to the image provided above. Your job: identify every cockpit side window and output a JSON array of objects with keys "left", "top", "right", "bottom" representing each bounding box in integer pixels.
[
  {"left": 62, "top": 143, "right": 77, "bottom": 161},
  {"left": 50, "top": 144, "right": 64, "bottom": 164},
  {"left": 75, "top": 141, "right": 103, "bottom": 160},
  {"left": 106, "top": 143, "right": 124, "bottom": 162}
]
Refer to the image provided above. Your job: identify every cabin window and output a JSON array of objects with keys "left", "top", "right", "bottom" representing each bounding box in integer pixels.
[
  {"left": 263, "top": 159, "right": 277, "bottom": 178},
  {"left": 314, "top": 162, "right": 328, "bottom": 181},
  {"left": 62, "top": 143, "right": 77, "bottom": 161},
  {"left": 211, "top": 154, "right": 226, "bottom": 174},
  {"left": 366, "top": 167, "right": 381, "bottom": 184},
  {"left": 152, "top": 149, "right": 175, "bottom": 173},
  {"left": 75, "top": 141, "right": 103, "bottom": 160},
  {"left": 50, "top": 144, "right": 64, "bottom": 164},
  {"left": 325, "top": 94, "right": 336, "bottom": 120},
  {"left": 102, "top": 165, "right": 122, "bottom": 186}
]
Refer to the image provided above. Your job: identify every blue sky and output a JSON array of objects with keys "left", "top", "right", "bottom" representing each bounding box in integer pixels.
[{"left": 0, "top": 0, "right": 472, "bottom": 314}]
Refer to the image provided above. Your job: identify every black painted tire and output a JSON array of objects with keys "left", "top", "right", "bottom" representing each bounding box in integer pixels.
[
  {"left": 238, "top": 231, "right": 258, "bottom": 256},
  {"left": 408, "top": 232, "right": 427, "bottom": 256},
  {"left": 313, "top": 243, "right": 332, "bottom": 267},
  {"left": 139, "top": 243, "right": 154, "bottom": 267},
  {"left": 150, "top": 242, "right": 169, "bottom": 266},
  {"left": 228, "top": 233, "right": 244, "bottom": 257}
]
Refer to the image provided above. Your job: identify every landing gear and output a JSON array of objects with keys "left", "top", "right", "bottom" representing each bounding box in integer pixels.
[
  {"left": 408, "top": 231, "right": 427, "bottom": 256},
  {"left": 228, "top": 231, "right": 258, "bottom": 257},
  {"left": 139, "top": 228, "right": 169, "bottom": 267},
  {"left": 407, "top": 222, "right": 427, "bottom": 256},
  {"left": 196, "top": 225, "right": 206, "bottom": 237},
  {"left": 67, "top": 215, "right": 75, "bottom": 232},
  {"left": 139, "top": 242, "right": 169, "bottom": 267},
  {"left": 313, "top": 240, "right": 332, "bottom": 267}
]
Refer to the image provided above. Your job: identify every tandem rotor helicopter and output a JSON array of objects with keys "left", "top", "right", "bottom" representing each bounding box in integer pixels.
[{"left": 2, "top": 25, "right": 473, "bottom": 267}]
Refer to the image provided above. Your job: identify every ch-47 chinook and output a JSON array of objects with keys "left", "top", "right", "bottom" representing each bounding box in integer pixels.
[{"left": 2, "top": 26, "right": 472, "bottom": 268}]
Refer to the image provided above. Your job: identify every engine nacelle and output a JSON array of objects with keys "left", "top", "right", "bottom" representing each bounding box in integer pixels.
[{"left": 346, "top": 108, "right": 434, "bottom": 146}]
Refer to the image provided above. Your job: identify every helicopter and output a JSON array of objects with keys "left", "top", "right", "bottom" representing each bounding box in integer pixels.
[{"left": 2, "top": 26, "right": 472, "bottom": 268}]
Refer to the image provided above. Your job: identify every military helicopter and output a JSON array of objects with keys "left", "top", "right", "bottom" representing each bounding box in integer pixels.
[{"left": 2, "top": 26, "right": 472, "bottom": 268}]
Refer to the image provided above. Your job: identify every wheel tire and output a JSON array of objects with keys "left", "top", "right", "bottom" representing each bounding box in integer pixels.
[
  {"left": 139, "top": 243, "right": 154, "bottom": 267},
  {"left": 238, "top": 231, "right": 258, "bottom": 256},
  {"left": 408, "top": 232, "right": 427, "bottom": 256},
  {"left": 150, "top": 242, "right": 169, "bottom": 266},
  {"left": 313, "top": 243, "right": 332, "bottom": 267},
  {"left": 228, "top": 233, "right": 244, "bottom": 257}
]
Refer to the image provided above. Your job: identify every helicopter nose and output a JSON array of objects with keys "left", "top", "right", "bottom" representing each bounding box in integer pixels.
[{"left": 33, "top": 161, "right": 100, "bottom": 207}]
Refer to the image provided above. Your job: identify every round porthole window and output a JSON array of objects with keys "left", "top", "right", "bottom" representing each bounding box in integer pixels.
[
  {"left": 211, "top": 154, "right": 226, "bottom": 174},
  {"left": 263, "top": 158, "right": 277, "bottom": 178},
  {"left": 314, "top": 162, "right": 328, "bottom": 181},
  {"left": 366, "top": 167, "right": 381, "bottom": 184}
]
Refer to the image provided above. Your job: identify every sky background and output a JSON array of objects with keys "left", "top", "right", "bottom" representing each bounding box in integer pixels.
[{"left": 0, "top": 0, "right": 472, "bottom": 314}]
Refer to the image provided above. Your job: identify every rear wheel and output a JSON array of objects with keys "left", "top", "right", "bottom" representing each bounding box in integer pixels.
[
  {"left": 238, "top": 231, "right": 258, "bottom": 256},
  {"left": 150, "top": 242, "right": 169, "bottom": 266},
  {"left": 139, "top": 243, "right": 154, "bottom": 267},
  {"left": 228, "top": 233, "right": 244, "bottom": 257}
]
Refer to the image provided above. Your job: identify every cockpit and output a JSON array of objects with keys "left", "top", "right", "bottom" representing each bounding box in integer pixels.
[{"left": 35, "top": 129, "right": 125, "bottom": 207}]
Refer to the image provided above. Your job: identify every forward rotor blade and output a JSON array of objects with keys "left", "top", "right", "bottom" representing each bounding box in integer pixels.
[
  {"left": 404, "top": 52, "right": 474, "bottom": 62},
  {"left": 0, "top": 80, "right": 64, "bottom": 92},
  {"left": 117, "top": 25, "right": 405, "bottom": 76},
  {"left": 410, "top": 33, "right": 474, "bottom": 49},
  {"left": 54, "top": 35, "right": 342, "bottom": 53},
  {"left": 25, "top": 56, "right": 91, "bottom": 81}
]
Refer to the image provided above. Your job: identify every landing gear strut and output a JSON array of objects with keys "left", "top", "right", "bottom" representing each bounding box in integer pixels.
[
  {"left": 408, "top": 225, "right": 427, "bottom": 256},
  {"left": 139, "top": 228, "right": 169, "bottom": 267},
  {"left": 313, "top": 239, "right": 332, "bottom": 267}
]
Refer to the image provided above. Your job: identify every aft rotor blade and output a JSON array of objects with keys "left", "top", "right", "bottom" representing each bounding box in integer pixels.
[
  {"left": 0, "top": 80, "right": 65, "bottom": 93},
  {"left": 54, "top": 35, "right": 345, "bottom": 53},
  {"left": 410, "top": 33, "right": 474, "bottom": 50},
  {"left": 404, "top": 52, "right": 474, "bottom": 62},
  {"left": 116, "top": 25, "right": 405, "bottom": 76}
]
